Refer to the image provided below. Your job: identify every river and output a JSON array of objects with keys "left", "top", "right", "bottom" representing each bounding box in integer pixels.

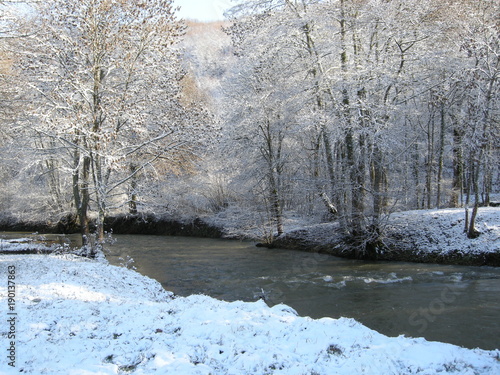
[
  {"left": 101, "top": 234, "right": 500, "bottom": 350},
  {"left": 2, "top": 231, "right": 499, "bottom": 350}
]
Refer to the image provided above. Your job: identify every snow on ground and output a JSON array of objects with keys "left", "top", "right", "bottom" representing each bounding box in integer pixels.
[
  {"left": 205, "top": 206, "right": 339, "bottom": 242},
  {"left": 388, "top": 207, "right": 500, "bottom": 255},
  {"left": 1, "top": 254, "right": 499, "bottom": 375},
  {"left": 208, "top": 205, "right": 500, "bottom": 259},
  {"left": 0, "top": 238, "right": 57, "bottom": 253}
]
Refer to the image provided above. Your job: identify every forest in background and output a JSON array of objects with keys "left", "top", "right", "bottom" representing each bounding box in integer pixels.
[{"left": 0, "top": 0, "right": 498, "bottom": 254}]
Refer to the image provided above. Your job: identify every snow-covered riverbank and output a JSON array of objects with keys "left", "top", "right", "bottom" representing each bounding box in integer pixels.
[
  {"left": 263, "top": 207, "right": 500, "bottom": 266},
  {"left": 1, "top": 254, "right": 499, "bottom": 374},
  {"left": 1, "top": 206, "right": 499, "bottom": 265}
]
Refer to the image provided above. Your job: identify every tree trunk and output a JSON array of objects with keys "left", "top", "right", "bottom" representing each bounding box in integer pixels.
[
  {"left": 301, "top": 21, "right": 338, "bottom": 217},
  {"left": 321, "top": 128, "right": 337, "bottom": 206},
  {"left": 128, "top": 163, "right": 139, "bottom": 214},
  {"left": 260, "top": 118, "right": 284, "bottom": 237},
  {"left": 80, "top": 154, "right": 91, "bottom": 248},
  {"left": 45, "top": 139, "right": 64, "bottom": 212},
  {"left": 320, "top": 192, "right": 338, "bottom": 216},
  {"left": 270, "top": 186, "right": 284, "bottom": 237},
  {"left": 90, "top": 151, "right": 106, "bottom": 244},
  {"left": 482, "top": 144, "right": 492, "bottom": 207},
  {"left": 436, "top": 105, "right": 445, "bottom": 208},
  {"left": 451, "top": 126, "right": 463, "bottom": 207},
  {"left": 467, "top": 159, "right": 481, "bottom": 239},
  {"left": 464, "top": 207, "right": 469, "bottom": 233},
  {"left": 97, "top": 208, "right": 105, "bottom": 244},
  {"left": 467, "top": 202, "right": 480, "bottom": 239},
  {"left": 72, "top": 147, "right": 82, "bottom": 224},
  {"left": 352, "top": 133, "right": 366, "bottom": 235},
  {"left": 371, "top": 144, "right": 386, "bottom": 221},
  {"left": 425, "top": 116, "right": 435, "bottom": 209}
]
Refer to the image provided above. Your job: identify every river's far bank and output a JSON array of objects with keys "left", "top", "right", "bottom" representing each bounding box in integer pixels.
[
  {"left": 0, "top": 213, "right": 224, "bottom": 238},
  {"left": 1, "top": 207, "right": 499, "bottom": 266},
  {"left": 264, "top": 207, "right": 500, "bottom": 267}
]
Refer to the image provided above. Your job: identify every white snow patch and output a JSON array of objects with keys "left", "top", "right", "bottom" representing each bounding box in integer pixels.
[
  {"left": 1, "top": 254, "right": 499, "bottom": 374},
  {"left": 389, "top": 207, "right": 500, "bottom": 255},
  {"left": 208, "top": 206, "right": 500, "bottom": 261},
  {"left": 0, "top": 238, "right": 56, "bottom": 253}
]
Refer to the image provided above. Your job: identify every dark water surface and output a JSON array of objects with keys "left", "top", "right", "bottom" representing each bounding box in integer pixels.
[{"left": 103, "top": 234, "right": 500, "bottom": 350}]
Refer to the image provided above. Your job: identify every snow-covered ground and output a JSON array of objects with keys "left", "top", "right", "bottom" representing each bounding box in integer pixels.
[
  {"left": 0, "top": 237, "right": 57, "bottom": 254},
  {"left": 1, "top": 254, "right": 499, "bottom": 374},
  {"left": 208, "top": 206, "right": 500, "bottom": 256},
  {"left": 209, "top": 206, "right": 500, "bottom": 264},
  {"left": 387, "top": 207, "right": 500, "bottom": 255}
]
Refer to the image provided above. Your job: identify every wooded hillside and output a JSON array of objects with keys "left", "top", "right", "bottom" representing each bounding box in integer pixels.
[{"left": 0, "top": 0, "right": 498, "bottom": 250}]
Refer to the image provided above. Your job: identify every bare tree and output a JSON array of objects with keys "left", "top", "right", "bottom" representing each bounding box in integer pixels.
[
  {"left": 17, "top": 0, "right": 213, "bottom": 253},
  {"left": 222, "top": 0, "right": 499, "bottom": 250},
  {"left": 454, "top": 0, "right": 499, "bottom": 238}
]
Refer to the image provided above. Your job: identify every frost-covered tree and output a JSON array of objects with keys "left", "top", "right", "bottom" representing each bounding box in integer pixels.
[
  {"left": 17, "top": 0, "right": 213, "bottom": 252},
  {"left": 224, "top": 1, "right": 324, "bottom": 237},
  {"left": 0, "top": 0, "right": 25, "bottom": 136},
  {"left": 448, "top": 0, "right": 499, "bottom": 237},
  {"left": 0, "top": 1, "right": 33, "bottom": 217},
  {"left": 221, "top": 0, "right": 499, "bottom": 249},
  {"left": 223, "top": 1, "right": 423, "bottom": 242}
]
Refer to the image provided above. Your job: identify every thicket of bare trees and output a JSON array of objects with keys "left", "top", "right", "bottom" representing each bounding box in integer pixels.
[
  {"left": 1, "top": 0, "right": 216, "bottom": 253},
  {"left": 221, "top": 0, "right": 499, "bottom": 251},
  {"left": 0, "top": 0, "right": 498, "bottom": 252}
]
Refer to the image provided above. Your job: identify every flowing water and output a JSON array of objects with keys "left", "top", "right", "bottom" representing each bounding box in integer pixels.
[
  {"left": 103, "top": 235, "right": 500, "bottom": 350},
  {"left": 2, "top": 232, "right": 499, "bottom": 350}
]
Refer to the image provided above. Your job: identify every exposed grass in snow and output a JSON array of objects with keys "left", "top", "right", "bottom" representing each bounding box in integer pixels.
[{"left": 1, "top": 254, "right": 499, "bottom": 374}]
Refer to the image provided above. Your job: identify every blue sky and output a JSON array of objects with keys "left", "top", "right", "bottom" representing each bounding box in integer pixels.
[{"left": 172, "top": 0, "right": 234, "bottom": 22}]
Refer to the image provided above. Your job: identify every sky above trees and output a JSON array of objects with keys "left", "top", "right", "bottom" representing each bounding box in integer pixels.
[{"left": 172, "top": 0, "right": 232, "bottom": 22}]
